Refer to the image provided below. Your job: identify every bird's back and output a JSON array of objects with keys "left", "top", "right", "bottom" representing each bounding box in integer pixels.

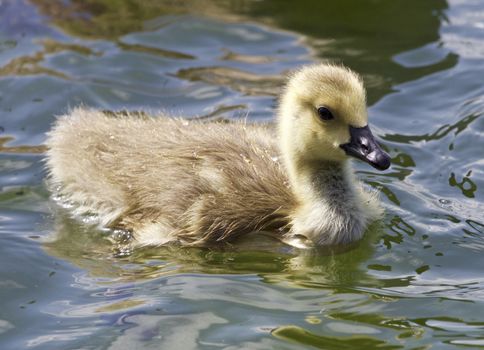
[{"left": 46, "top": 108, "right": 296, "bottom": 245}]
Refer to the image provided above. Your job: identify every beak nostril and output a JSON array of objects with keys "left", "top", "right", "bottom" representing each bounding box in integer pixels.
[{"left": 360, "top": 140, "right": 370, "bottom": 153}]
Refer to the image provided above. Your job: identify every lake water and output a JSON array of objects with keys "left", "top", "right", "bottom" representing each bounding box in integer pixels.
[{"left": 0, "top": 0, "right": 483, "bottom": 349}]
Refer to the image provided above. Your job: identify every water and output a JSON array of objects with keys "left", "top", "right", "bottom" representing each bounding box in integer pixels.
[{"left": 0, "top": 0, "right": 483, "bottom": 348}]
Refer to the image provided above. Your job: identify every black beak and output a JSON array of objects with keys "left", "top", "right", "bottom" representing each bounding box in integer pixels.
[{"left": 340, "top": 125, "right": 391, "bottom": 171}]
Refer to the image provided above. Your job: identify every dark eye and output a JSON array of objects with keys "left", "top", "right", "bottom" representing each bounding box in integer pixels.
[{"left": 317, "top": 106, "right": 334, "bottom": 121}]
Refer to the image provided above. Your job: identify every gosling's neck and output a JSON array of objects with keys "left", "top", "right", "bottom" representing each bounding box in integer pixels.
[
  {"left": 285, "top": 154, "right": 357, "bottom": 204},
  {"left": 281, "top": 150, "right": 367, "bottom": 246}
]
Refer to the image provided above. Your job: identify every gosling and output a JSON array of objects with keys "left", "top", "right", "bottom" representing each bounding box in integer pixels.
[{"left": 45, "top": 63, "right": 391, "bottom": 248}]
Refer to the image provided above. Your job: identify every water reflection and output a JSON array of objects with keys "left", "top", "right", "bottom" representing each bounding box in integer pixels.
[
  {"left": 44, "top": 212, "right": 380, "bottom": 289},
  {"left": 117, "top": 40, "right": 196, "bottom": 60},
  {"left": 449, "top": 171, "right": 477, "bottom": 198},
  {"left": 381, "top": 215, "right": 416, "bottom": 249},
  {"left": 41, "top": 213, "right": 425, "bottom": 349},
  {"left": 272, "top": 325, "right": 405, "bottom": 349},
  {"left": 29, "top": 0, "right": 193, "bottom": 39},
  {"left": 42, "top": 214, "right": 440, "bottom": 349},
  {"left": 0, "top": 38, "right": 102, "bottom": 78},
  {"left": 25, "top": 0, "right": 451, "bottom": 102},
  {"left": 383, "top": 113, "right": 480, "bottom": 144},
  {"left": 175, "top": 66, "right": 284, "bottom": 96},
  {"left": 0, "top": 136, "right": 46, "bottom": 154}
]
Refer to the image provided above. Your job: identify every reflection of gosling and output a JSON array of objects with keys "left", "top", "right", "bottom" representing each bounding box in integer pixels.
[{"left": 45, "top": 63, "right": 390, "bottom": 248}]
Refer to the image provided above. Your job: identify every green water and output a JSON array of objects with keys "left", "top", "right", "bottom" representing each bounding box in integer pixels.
[{"left": 1, "top": 0, "right": 483, "bottom": 349}]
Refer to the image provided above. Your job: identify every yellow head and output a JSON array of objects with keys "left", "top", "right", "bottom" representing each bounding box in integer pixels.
[{"left": 278, "top": 63, "right": 390, "bottom": 178}]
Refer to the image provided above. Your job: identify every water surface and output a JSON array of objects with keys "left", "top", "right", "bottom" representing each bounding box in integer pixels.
[{"left": 0, "top": 0, "right": 483, "bottom": 349}]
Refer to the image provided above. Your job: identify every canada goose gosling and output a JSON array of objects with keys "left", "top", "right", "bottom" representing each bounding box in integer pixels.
[{"left": 46, "top": 63, "right": 391, "bottom": 248}]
